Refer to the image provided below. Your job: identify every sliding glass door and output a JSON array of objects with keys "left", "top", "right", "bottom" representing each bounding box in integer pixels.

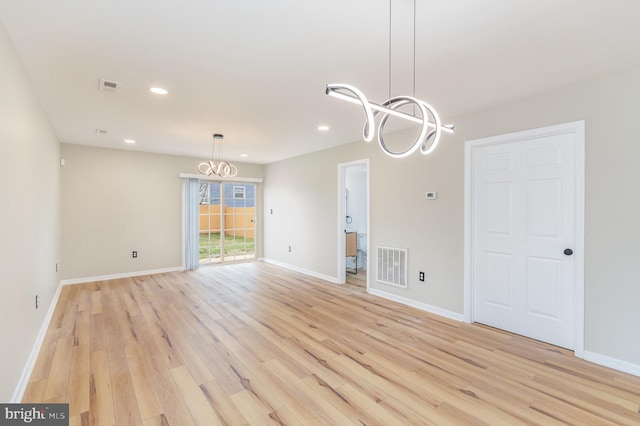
[{"left": 199, "top": 182, "right": 256, "bottom": 265}]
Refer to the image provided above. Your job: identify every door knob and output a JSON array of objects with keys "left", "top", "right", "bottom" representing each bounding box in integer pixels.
[{"left": 564, "top": 248, "right": 573, "bottom": 256}]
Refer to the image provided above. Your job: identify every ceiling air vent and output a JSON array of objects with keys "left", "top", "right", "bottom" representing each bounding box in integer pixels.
[{"left": 98, "top": 78, "right": 119, "bottom": 92}]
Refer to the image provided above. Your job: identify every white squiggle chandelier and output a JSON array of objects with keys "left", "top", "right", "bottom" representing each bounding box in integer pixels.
[
  {"left": 326, "top": 0, "right": 454, "bottom": 158},
  {"left": 198, "top": 133, "right": 238, "bottom": 178},
  {"left": 326, "top": 84, "right": 454, "bottom": 158}
]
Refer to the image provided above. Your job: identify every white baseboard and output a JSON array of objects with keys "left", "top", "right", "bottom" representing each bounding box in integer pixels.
[
  {"left": 60, "top": 266, "right": 183, "bottom": 286},
  {"left": 260, "top": 259, "right": 462, "bottom": 322},
  {"left": 368, "top": 288, "right": 640, "bottom": 378},
  {"left": 260, "top": 258, "right": 338, "bottom": 284},
  {"left": 367, "top": 288, "right": 465, "bottom": 323},
  {"left": 583, "top": 351, "right": 640, "bottom": 377},
  {"left": 12, "top": 280, "right": 64, "bottom": 403}
]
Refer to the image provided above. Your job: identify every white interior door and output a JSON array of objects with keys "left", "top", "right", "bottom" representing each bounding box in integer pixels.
[{"left": 469, "top": 124, "right": 582, "bottom": 349}]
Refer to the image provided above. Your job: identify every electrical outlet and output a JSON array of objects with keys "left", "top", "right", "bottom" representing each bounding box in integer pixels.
[
  {"left": 132, "top": 250, "right": 138, "bottom": 258},
  {"left": 419, "top": 271, "right": 425, "bottom": 282},
  {"left": 35, "top": 295, "right": 39, "bottom": 309},
  {"left": 288, "top": 246, "right": 292, "bottom": 252}
]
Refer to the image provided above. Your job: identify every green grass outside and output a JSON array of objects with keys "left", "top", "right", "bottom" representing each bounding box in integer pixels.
[{"left": 199, "top": 232, "right": 255, "bottom": 259}]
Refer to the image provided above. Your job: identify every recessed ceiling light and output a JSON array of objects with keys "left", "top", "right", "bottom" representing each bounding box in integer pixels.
[
  {"left": 318, "top": 125, "right": 330, "bottom": 132},
  {"left": 124, "top": 139, "right": 136, "bottom": 144},
  {"left": 240, "top": 154, "right": 248, "bottom": 158},
  {"left": 150, "top": 87, "right": 168, "bottom": 95}
]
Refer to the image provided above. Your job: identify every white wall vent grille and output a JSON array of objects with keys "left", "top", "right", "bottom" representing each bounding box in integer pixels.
[{"left": 377, "top": 246, "right": 408, "bottom": 288}]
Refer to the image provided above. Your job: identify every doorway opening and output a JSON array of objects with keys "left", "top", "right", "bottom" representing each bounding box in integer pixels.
[
  {"left": 199, "top": 182, "right": 257, "bottom": 265},
  {"left": 338, "top": 159, "right": 370, "bottom": 289}
]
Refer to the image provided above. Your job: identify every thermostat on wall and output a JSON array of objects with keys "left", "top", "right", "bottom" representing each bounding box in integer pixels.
[{"left": 425, "top": 192, "right": 437, "bottom": 200}]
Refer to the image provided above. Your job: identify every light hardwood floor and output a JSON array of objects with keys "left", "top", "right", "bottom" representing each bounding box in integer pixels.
[
  {"left": 24, "top": 262, "right": 640, "bottom": 425},
  {"left": 345, "top": 268, "right": 366, "bottom": 290}
]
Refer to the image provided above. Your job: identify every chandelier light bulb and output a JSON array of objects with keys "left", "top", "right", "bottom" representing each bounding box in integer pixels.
[
  {"left": 326, "top": 84, "right": 454, "bottom": 158},
  {"left": 325, "top": 0, "right": 454, "bottom": 158},
  {"left": 198, "top": 133, "right": 238, "bottom": 178},
  {"left": 198, "top": 160, "right": 238, "bottom": 178}
]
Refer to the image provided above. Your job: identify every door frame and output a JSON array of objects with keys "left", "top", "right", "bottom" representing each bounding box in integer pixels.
[
  {"left": 337, "top": 159, "right": 370, "bottom": 288},
  {"left": 463, "top": 121, "right": 585, "bottom": 357}
]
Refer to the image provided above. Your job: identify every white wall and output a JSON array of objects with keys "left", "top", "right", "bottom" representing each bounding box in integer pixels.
[
  {"left": 0, "top": 23, "right": 61, "bottom": 401},
  {"left": 345, "top": 164, "right": 367, "bottom": 235},
  {"left": 60, "top": 144, "right": 265, "bottom": 281},
  {"left": 263, "top": 148, "right": 371, "bottom": 277},
  {"left": 263, "top": 67, "right": 640, "bottom": 368},
  {"left": 464, "top": 68, "right": 640, "bottom": 366}
]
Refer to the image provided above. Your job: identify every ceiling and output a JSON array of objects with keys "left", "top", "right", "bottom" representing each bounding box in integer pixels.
[{"left": 2, "top": 0, "right": 640, "bottom": 164}]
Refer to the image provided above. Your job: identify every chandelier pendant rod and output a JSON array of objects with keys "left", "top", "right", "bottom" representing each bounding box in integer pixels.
[
  {"left": 412, "top": 0, "right": 416, "bottom": 100},
  {"left": 197, "top": 133, "right": 238, "bottom": 178},
  {"left": 388, "top": 0, "right": 392, "bottom": 100},
  {"left": 325, "top": 0, "right": 455, "bottom": 158}
]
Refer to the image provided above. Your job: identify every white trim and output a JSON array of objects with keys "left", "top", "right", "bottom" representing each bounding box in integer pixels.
[
  {"left": 261, "top": 258, "right": 338, "bottom": 284},
  {"left": 11, "top": 280, "right": 64, "bottom": 402},
  {"left": 463, "top": 138, "right": 473, "bottom": 323},
  {"left": 368, "top": 288, "right": 465, "bottom": 322},
  {"left": 60, "top": 266, "right": 183, "bottom": 286},
  {"left": 181, "top": 179, "right": 186, "bottom": 270},
  {"left": 583, "top": 351, "right": 640, "bottom": 378},
  {"left": 337, "top": 164, "right": 346, "bottom": 284},
  {"left": 573, "top": 121, "right": 586, "bottom": 358},
  {"left": 179, "top": 173, "right": 263, "bottom": 183},
  {"left": 463, "top": 120, "right": 586, "bottom": 356}
]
